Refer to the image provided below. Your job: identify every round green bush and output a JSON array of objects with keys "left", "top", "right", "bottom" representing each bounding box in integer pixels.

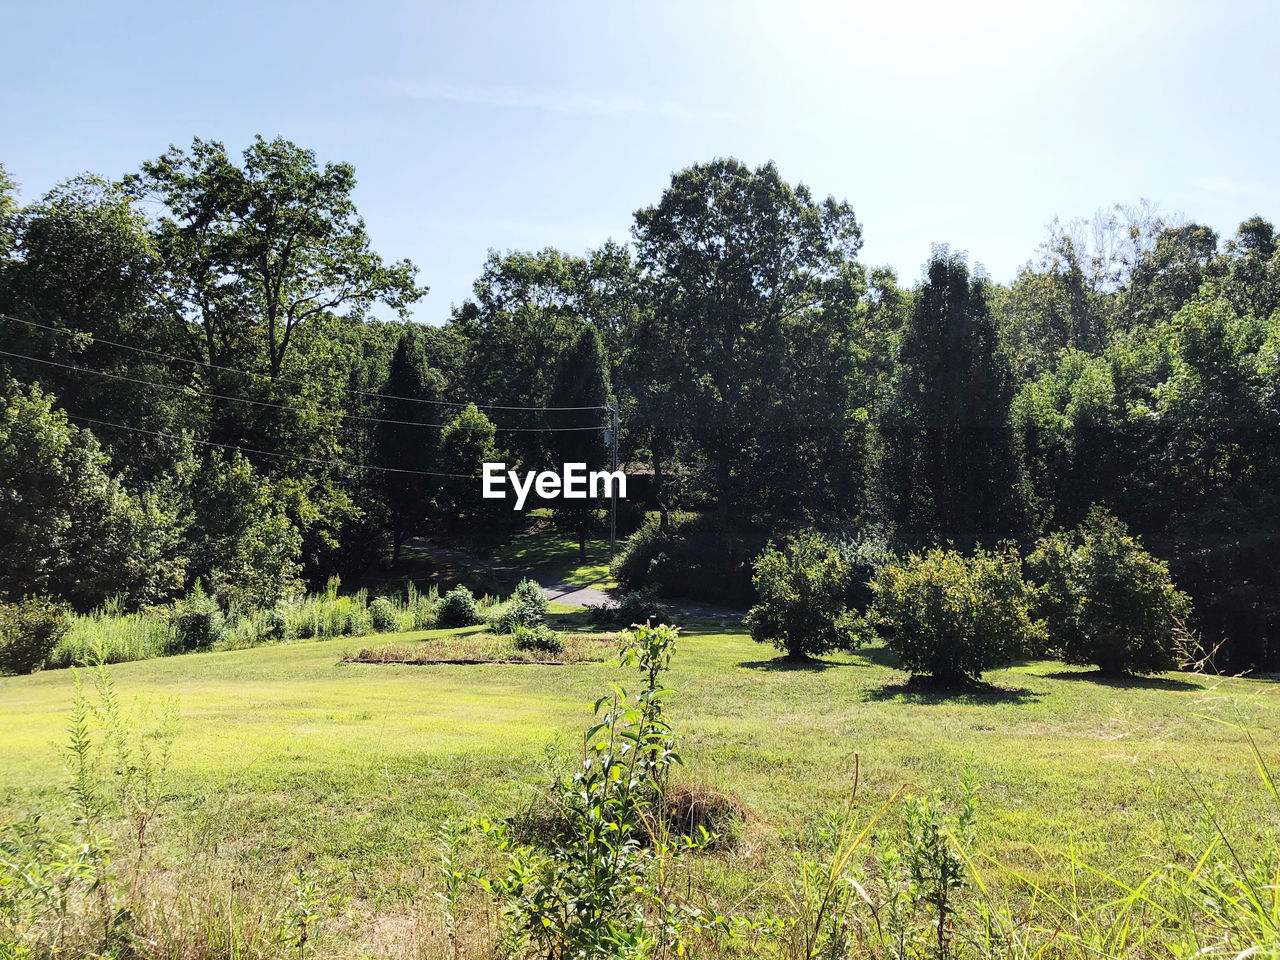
[
  {"left": 489, "top": 579, "right": 548, "bottom": 634},
  {"left": 438, "top": 585, "right": 481, "bottom": 627},
  {"left": 1028, "top": 507, "right": 1190, "bottom": 675},
  {"left": 173, "top": 584, "right": 228, "bottom": 651},
  {"left": 871, "top": 546, "right": 1043, "bottom": 683},
  {"left": 369, "top": 596, "right": 399, "bottom": 633},
  {"left": 746, "top": 532, "right": 864, "bottom": 660},
  {"left": 0, "top": 598, "right": 71, "bottom": 675}
]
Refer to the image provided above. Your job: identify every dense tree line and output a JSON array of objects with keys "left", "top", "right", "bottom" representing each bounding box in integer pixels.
[{"left": 1, "top": 141, "right": 1277, "bottom": 667}]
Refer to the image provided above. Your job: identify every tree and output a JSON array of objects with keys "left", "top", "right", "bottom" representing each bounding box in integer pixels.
[
  {"left": 879, "top": 248, "right": 1029, "bottom": 549},
  {"left": 437, "top": 404, "right": 512, "bottom": 550},
  {"left": 1028, "top": 508, "right": 1189, "bottom": 676},
  {"left": 0, "top": 379, "right": 186, "bottom": 610},
  {"left": 548, "top": 324, "right": 609, "bottom": 562},
  {"left": 131, "top": 136, "right": 424, "bottom": 380},
  {"left": 871, "top": 546, "right": 1043, "bottom": 683},
  {"left": 1121, "top": 223, "right": 1221, "bottom": 329},
  {"left": 631, "top": 158, "right": 866, "bottom": 525},
  {"left": 374, "top": 325, "right": 445, "bottom": 562},
  {"left": 0, "top": 175, "right": 194, "bottom": 479},
  {"left": 746, "top": 532, "right": 863, "bottom": 660},
  {"left": 184, "top": 452, "right": 304, "bottom": 610}
]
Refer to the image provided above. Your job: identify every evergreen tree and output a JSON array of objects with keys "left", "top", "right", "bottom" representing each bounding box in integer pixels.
[
  {"left": 374, "top": 325, "right": 445, "bottom": 562},
  {"left": 548, "top": 324, "right": 610, "bottom": 562},
  {"left": 879, "top": 247, "right": 1029, "bottom": 549}
]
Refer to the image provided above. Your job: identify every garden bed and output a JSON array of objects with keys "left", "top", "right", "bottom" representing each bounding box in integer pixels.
[{"left": 343, "top": 631, "right": 617, "bottom": 665}]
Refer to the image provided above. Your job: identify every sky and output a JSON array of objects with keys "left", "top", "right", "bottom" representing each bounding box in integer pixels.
[{"left": 3, "top": 0, "right": 1279, "bottom": 325}]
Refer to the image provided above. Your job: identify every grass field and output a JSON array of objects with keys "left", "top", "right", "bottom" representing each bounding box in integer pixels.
[{"left": 2, "top": 613, "right": 1277, "bottom": 956}]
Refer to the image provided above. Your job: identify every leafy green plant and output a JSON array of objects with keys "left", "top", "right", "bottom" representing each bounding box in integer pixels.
[
  {"left": 871, "top": 546, "right": 1044, "bottom": 683},
  {"left": 478, "top": 621, "right": 734, "bottom": 958},
  {"left": 488, "top": 578, "right": 548, "bottom": 634},
  {"left": 0, "top": 597, "right": 71, "bottom": 675},
  {"left": 368, "top": 595, "right": 398, "bottom": 633},
  {"left": 511, "top": 623, "right": 564, "bottom": 655},
  {"left": 1028, "top": 506, "right": 1191, "bottom": 675},
  {"left": 747, "top": 531, "right": 865, "bottom": 660},
  {"left": 171, "top": 581, "right": 227, "bottom": 651},
  {"left": 438, "top": 585, "right": 482, "bottom": 628}
]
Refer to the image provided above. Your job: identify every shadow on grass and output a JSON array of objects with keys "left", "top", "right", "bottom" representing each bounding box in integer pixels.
[
  {"left": 1038, "top": 669, "right": 1200, "bottom": 691},
  {"left": 737, "top": 656, "right": 857, "bottom": 672},
  {"left": 849, "top": 644, "right": 903, "bottom": 669},
  {"left": 864, "top": 675, "right": 1042, "bottom": 705}
]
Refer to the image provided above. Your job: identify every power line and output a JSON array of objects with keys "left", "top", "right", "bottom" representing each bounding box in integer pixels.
[
  {"left": 64, "top": 413, "right": 478, "bottom": 479},
  {"left": 0, "top": 313, "right": 608, "bottom": 412},
  {"left": 0, "top": 347, "right": 605, "bottom": 433}
]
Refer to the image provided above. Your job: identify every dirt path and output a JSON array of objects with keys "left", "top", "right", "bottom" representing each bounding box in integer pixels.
[{"left": 404, "top": 537, "right": 743, "bottom": 620}]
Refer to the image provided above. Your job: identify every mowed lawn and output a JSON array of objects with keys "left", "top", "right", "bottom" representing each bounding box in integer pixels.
[
  {"left": 492, "top": 517, "right": 617, "bottom": 589},
  {"left": 1, "top": 616, "right": 1278, "bottom": 947}
]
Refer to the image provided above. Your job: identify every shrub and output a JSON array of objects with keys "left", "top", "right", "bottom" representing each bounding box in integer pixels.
[
  {"left": 512, "top": 623, "right": 565, "bottom": 655},
  {"left": 0, "top": 598, "right": 71, "bottom": 674},
  {"left": 490, "top": 579, "right": 548, "bottom": 633},
  {"left": 438, "top": 585, "right": 481, "bottom": 627},
  {"left": 611, "top": 515, "right": 766, "bottom": 607},
  {"left": 343, "top": 606, "right": 372, "bottom": 637},
  {"left": 747, "top": 532, "right": 865, "bottom": 659},
  {"left": 589, "top": 587, "right": 673, "bottom": 627},
  {"left": 1028, "top": 507, "right": 1190, "bottom": 675},
  {"left": 369, "top": 596, "right": 399, "bottom": 633},
  {"left": 871, "top": 546, "right": 1044, "bottom": 683},
  {"left": 260, "top": 606, "right": 289, "bottom": 642},
  {"left": 172, "top": 582, "right": 227, "bottom": 651}
]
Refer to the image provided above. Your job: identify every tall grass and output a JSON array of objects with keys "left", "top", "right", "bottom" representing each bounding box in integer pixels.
[
  {"left": 49, "top": 599, "right": 178, "bottom": 668},
  {"left": 46, "top": 579, "right": 467, "bottom": 668}
]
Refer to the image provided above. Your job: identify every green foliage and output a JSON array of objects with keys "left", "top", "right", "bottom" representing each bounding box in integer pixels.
[
  {"left": 186, "top": 452, "right": 303, "bottom": 611},
  {"left": 480, "top": 621, "right": 724, "bottom": 957},
  {"left": 878, "top": 248, "right": 1030, "bottom": 549},
  {"left": 437, "top": 585, "right": 482, "bottom": 628},
  {"left": 630, "top": 158, "right": 870, "bottom": 524},
  {"left": 171, "top": 582, "right": 227, "bottom": 652},
  {"left": 50, "top": 599, "right": 177, "bottom": 668},
  {"left": 1029, "top": 507, "right": 1190, "bottom": 675},
  {"left": 0, "top": 379, "right": 186, "bottom": 610},
  {"left": 0, "top": 598, "right": 70, "bottom": 675},
  {"left": 373, "top": 325, "right": 445, "bottom": 561},
  {"left": 368, "top": 596, "right": 398, "bottom": 633},
  {"left": 130, "top": 136, "right": 423, "bottom": 379},
  {"left": 547, "top": 325, "right": 610, "bottom": 559},
  {"left": 611, "top": 514, "right": 767, "bottom": 607},
  {"left": 871, "top": 546, "right": 1044, "bottom": 682},
  {"left": 746, "top": 531, "right": 864, "bottom": 659},
  {"left": 511, "top": 623, "right": 564, "bottom": 655},
  {"left": 488, "top": 578, "right": 548, "bottom": 634},
  {"left": 437, "top": 404, "right": 514, "bottom": 546}
]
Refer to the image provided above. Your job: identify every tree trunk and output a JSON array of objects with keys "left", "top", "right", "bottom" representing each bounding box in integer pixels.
[{"left": 654, "top": 455, "right": 669, "bottom": 533}]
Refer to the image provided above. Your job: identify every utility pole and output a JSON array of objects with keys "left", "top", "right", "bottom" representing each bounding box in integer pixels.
[{"left": 608, "top": 400, "right": 619, "bottom": 561}]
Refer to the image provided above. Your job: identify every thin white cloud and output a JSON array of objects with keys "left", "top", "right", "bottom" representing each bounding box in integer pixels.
[{"left": 382, "top": 77, "right": 731, "bottom": 122}]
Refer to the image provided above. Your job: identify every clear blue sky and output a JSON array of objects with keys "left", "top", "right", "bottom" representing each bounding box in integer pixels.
[{"left": 4, "top": 1, "right": 1278, "bottom": 324}]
